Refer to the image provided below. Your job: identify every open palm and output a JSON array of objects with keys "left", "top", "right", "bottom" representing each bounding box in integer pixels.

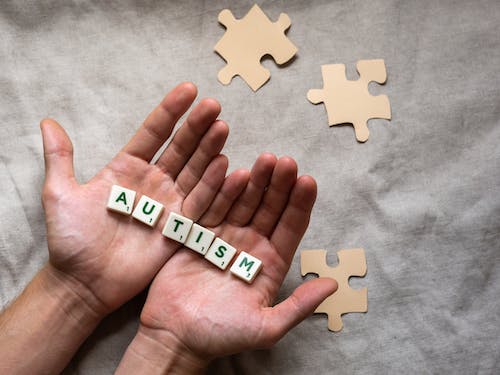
[
  {"left": 138, "top": 154, "right": 338, "bottom": 362},
  {"left": 41, "top": 83, "right": 243, "bottom": 313}
]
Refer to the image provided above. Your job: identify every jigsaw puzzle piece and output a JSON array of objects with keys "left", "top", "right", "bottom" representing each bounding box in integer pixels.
[
  {"left": 301, "top": 248, "right": 367, "bottom": 332},
  {"left": 307, "top": 60, "right": 391, "bottom": 142},
  {"left": 214, "top": 4, "right": 297, "bottom": 91}
]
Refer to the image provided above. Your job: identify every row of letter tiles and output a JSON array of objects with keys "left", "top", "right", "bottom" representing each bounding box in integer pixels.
[
  {"left": 163, "top": 214, "right": 263, "bottom": 282},
  {"left": 106, "top": 184, "right": 164, "bottom": 227},
  {"left": 107, "top": 186, "right": 262, "bottom": 282}
]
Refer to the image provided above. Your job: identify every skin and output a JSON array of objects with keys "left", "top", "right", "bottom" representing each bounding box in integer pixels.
[
  {"left": 117, "top": 132, "right": 338, "bottom": 373},
  {"left": 0, "top": 82, "right": 337, "bottom": 374},
  {"left": 41, "top": 82, "right": 234, "bottom": 314}
]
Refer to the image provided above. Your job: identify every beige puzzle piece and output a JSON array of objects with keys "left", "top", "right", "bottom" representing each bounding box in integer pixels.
[
  {"left": 307, "top": 59, "right": 391, "bottom": 142},
  {"left": 214, "top": 4, "right": 298, "bottom": 91},
  {"left": 301, "top": 248, "right": 367, "bottom": 332}
]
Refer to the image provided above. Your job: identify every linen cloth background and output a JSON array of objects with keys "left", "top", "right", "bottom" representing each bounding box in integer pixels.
[{"left": 1, "top": 0, "right": 499, "bottom": 373}]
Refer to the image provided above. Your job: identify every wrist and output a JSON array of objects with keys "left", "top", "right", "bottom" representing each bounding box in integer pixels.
[
  {"left": 115, "top": 324, "right": 208, "bottom": 375},
  {"left": 40, "top": 263, "right": 107, "bottom": 329},
  {"left": 0, "top": 264, "right": 105, "bottom": 374}
]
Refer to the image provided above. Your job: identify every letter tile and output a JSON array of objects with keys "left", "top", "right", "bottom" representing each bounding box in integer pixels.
[
  {"left": 132, "top": 195, "right": 164, "bottom": 227},
  {"left": 106, "top": 185, "right": 136, "bottom": 215},
  {"left": 230, "top": 251, "right": 262, "bottom": 283},
  {"left": 185, "top": 223, "right": 215, "bottom": 255},
  {"left": 205, "top": 237, "right": 237, "bottom": 270},
  {"left": 162, "top": 212, "right": 194, "bottom": 243}
]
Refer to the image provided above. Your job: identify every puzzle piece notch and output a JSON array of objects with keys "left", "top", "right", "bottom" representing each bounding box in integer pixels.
[
  {"left": 214, "top": 4, "right": 298, "bottom": 91},
  {"left": 307, "top": 59, "right": 391, "bottom": 142},
  {"left": 301, "top": 248, "right": 367, "bottom": 332}
]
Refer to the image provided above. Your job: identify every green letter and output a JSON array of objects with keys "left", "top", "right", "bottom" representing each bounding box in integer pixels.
[
  {"left": 173, "top": 219, "right": 184, "bottom": 232},
  {"left": 115, "top": 192, "right": 127, "bottom": 205},
  {"left": 195, "top": 231, "right": 203, "bottom": 243},
  {"left": 142, "top": 202, "right": 155, "bottom": 215},
  {"left": 239, "top": 257, "right": 255, "bottom": 272},
  {"left": 215, "top": 245, "right": 227, "bottom": 258}
]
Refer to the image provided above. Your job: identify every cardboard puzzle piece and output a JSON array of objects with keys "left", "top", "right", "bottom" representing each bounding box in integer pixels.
[
  {"left": 301, "top": 248, "right": 367, "bottom": 332},
  {"left": 307, "top": 59, "right": 391, "bottom": 142},
  {"left": 214, "top": 4, "right": 298, "bottom": 91}
]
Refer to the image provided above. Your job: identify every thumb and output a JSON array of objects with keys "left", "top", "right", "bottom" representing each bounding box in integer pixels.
[
  {"left": 262, "top": 278, "right": 338, "bottom": 346},
  {"left": 40, "top": 118, "right": 76, "bottom": 198}
]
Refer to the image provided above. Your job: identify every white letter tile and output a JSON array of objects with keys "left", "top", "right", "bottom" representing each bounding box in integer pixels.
[
  {"left": 205, "top": 237, "right": 237, "bottom": 270},
  {"left": 185, "top": 223, "right": 215, "bottom": 255},
  {"left": 132, "top": 195, "right": 164, "bottom": 227},
  {"left": 162, "top": 212, "right": 193, "bottom": 243},
  {"left": 230, "top": 251, "right": 262, "bottom": 283},
  {"left": 106, "top": 185, "right": 136, "bottom": 215}
]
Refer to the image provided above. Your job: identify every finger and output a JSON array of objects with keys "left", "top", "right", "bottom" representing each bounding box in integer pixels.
[
  {"left": 174, "top": 120, "right": 228, "bottom": 196},
  {"left": 251, "top": 157, "right": 298, "bottom": 236},
  {"left": 226, "top": 153, "right": 277, "bottom": 226},
  {"left": 156, "top": 98, "right": 221, "bottom": 179},
  {"left": 121, "top": 82, "right": 197, "bottom": 161},
  {"left": 198, "top": 168, "right": 250, "bottom": 227},
  {"left": 182, "top": 155, "right": 228, "bottom": 220},
  {"left": 270, "top": 175, "right": 317, "bottom": 263},
  {"left": 261, "top": 278, "right": 337, "bottom": 347},
  {"left": 40, "top": 118, "right": 76, "bottom": 197}
]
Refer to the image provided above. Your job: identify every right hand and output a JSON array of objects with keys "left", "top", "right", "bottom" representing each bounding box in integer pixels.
[{"left": 40, "top": 82, "right": 248, "bottom": 316}]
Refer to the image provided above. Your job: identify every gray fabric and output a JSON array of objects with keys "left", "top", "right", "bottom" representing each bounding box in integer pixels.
[{"left": 1, "top": 0, "right": 499, "bottom": 373}]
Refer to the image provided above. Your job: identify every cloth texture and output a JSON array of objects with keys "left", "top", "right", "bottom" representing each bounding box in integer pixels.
[{"left": 1, "top": 0, "right": 499, "bottom": 373}]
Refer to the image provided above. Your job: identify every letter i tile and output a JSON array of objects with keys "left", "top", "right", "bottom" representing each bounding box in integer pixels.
[{"left": 185, "top": 223, "right": 215, "bottom": 255}]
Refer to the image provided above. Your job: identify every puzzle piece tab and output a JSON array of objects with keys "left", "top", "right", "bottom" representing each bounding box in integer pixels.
[
  {"left": 214, "top": 4, "right": 298, "bottom": 91},
  {"left": 301, "top": 248, "right": 367, "bottom": 332},
  {"left": 307, "top": 59, "right": 391, "bottom": 142}
]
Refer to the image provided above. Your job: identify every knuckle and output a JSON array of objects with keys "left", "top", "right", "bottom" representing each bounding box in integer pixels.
[{"left": 42, "top": 184, "right": 62, "bottom": 204}]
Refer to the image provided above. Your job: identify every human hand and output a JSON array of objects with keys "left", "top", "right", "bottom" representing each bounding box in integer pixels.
[
  {"left": 118, "top": 154, "right": 338, "bottom": 373},
  {"left": 40, "top": 82, "right": 244, "bottom": 316}
]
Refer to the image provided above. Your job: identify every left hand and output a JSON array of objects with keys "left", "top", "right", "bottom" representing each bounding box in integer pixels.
[{"left": 131, "top": 155, "right": 338, "bottom": 370}]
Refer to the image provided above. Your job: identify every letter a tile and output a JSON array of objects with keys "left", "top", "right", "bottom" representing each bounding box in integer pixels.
[{"left": 107, "top": 185, "right": 136, "bottom": 215}]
